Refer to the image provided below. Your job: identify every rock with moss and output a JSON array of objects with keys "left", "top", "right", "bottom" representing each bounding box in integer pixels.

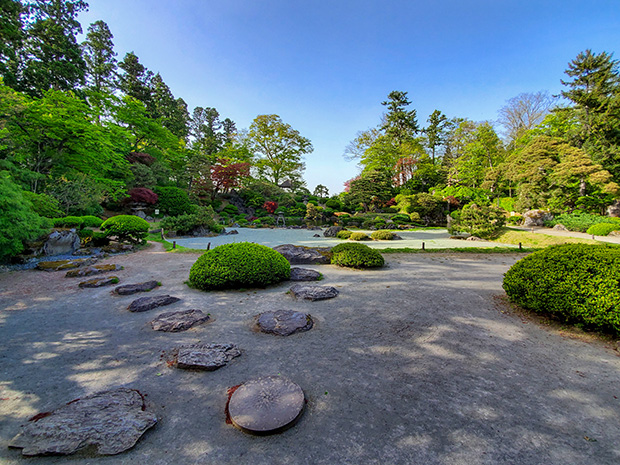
[
  {"left": 189, "top": 242, "right": 291, "bottom": 291},
  {"left": 65, "top": 264, "right": 123, "bottom": 278},
  {"left": 78, "top": 276, "right": 119, "bottom": 288}
]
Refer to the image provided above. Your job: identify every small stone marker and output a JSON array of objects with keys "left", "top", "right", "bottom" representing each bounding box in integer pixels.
[
  {"left": 8, "top": 388, "right": 157, "bottom": 456},
  {"left": 115, "top": 280, "right": 160, "bottom": 295},
  {"left": 128, "top": 295, "right": 180, "bottom": 312},
  {"left": 290, "top": 284, "right": 339, "bottom": 301},
  {"left": 228, "top": 376, "right": 305, "bottom": 434},
  {"left": 290, "top": 267, "right": 322, "bottom": 281},
  {"left": 65, "top": 264, "right": 123, "bottom": 278},
  {"left": 151, "top": 309, "right": 211, "bottom": 332},
  {"left": 174, "top": 343, "right": 240, "bottom": 370},
  {"left": 254, "top": 310, "right": 313, "bottom": 336},
  {"left": 78, "top": 276, "right": 119, "bottom": 288}
]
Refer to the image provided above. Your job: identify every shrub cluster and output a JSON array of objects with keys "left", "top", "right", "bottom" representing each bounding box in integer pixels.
[
  {"left": 349, "top": 232, "right": 370, "bottom": 241},
  {"left": 154, "top": 186, "right": 195, "bottom": 216},
  {"left": 161, "top": 206, "right": 222, "bottom": 235},
  {"left": 544, "top": 212, "right": 620, "bottom": 232},
  {"left": 188, "top": 242, "right": 291, "bottom": 290},
  {"left": 336, "top": 230, "right": 352, "bottom": 239},
  {"left": 586, "top": 223, "right": 620, "bottom": 236},
  {"left": 449, "top": 203, "right": 505, "bottom": 238},
  {"left": 371, "top": 230, "right": 396, "bottom": 240},
  {"left": 331, "top": 242, "right": 385, "bottom": 269},
  {"left": 101, "top": 215, "right": 150, "bottom": 244},
  {"left": 503, "top": 244, "right": 620, "bottom": 333}
]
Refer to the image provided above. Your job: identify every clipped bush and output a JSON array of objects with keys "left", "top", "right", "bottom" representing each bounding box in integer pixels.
[
  {"left": 160, "top": 206, "right": 223, "bottom": 235},
  {"left": 545, "top": 212, "right": 620, "bottom": 232},
  {"left": 189, "top": 242, "right": 291, "bottom": 290},
  {"left": 53, "top": 216, "right": 84, "bottom": 229},
  {"left": 349, "top": 232, "right": 371, "bottom": 241},
  {"left": 503, "top": 244, "right": 620, "bottom": 333},
  {"left": 409, "top": 212, "right": 421, "bottom": 223},
  {"left": 371, "top": 230, "right": 396, "bottom": 240},
  {"left": 506, "top": 215, "right": 523, "bottom": 225},
  {"left": 91, "top": 231, "right": 110, "bottom": 246},
  {"left": 336, "top": 230, "right": 352, "bottom": 239},
  {"left": 586, "top": 223, "right": 620, "bottom": 236},
  {"left": 80, "top": 215, "right": 103, "bottom": 228},
  {"left": 449, "top": 203, "right": 505, "bottom": 238},
  {"left": 222, "top": 204, "right": 239, "bottom": 215},
  {"left": 391, "top": 214, "right": 411, "bottom": 225},
  {"left": 331, "top": 242, "right": 384, "bottom": 269},
  {"left": 101, "top": 215, "right": 150, "bottom": 244},
  {"left": 154, "top": 186, "right": 195, "bottom": 216}
]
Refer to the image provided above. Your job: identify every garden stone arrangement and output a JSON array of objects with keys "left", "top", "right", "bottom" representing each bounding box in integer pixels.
[
  {"left": 254, "top": 309, "right": 314, "bottom": 336},
  {"left": 150, "top": 309, "right": 212, "bottom": 332}
]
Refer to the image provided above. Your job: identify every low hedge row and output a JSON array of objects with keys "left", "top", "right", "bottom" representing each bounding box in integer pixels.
[{"left": 331, "top": 243, "right": 384, "bottom": 269}]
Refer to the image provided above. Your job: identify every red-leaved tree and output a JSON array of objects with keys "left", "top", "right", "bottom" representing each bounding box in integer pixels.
[
  {"left": 263, "top": 201, "right": 278, "bottom": 213},
  {"left": 127, "top": 187, "right": 158, "bottom": 204},
  {"left": 211, "top": 159, "right": 250, "bottom": 196}
]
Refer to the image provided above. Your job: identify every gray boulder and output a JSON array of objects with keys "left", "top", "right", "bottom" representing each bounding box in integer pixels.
[
  {"left": 174, "top": 343, "right": 241, "bottom": 370},
  {"left": 290, "top": 267, "right": 322, "bottom": 281},
  {"left": 78, "top": 276, "right": 119, "bottom": 288},
  {"left": 254, "top": 310, "right": 313, "bottom": 336},
  {"left": 290, "top": 284, "right": 339, "bottom": 301},
  {"left": 151, "top": 309, "right": 211, "bottom": 332},
  {"left": 42, "top": 229, "right": 81, "bottom": 256},
  {"left": 273, "top": 244, "right": 331, "bottom": 265},
  {"left": 115, "top": 280, "right": 160, "bottom": 295},
  {"left": 523, "top": 209, "right": 552, "bottom": 227},
  {"left": 323, "top": 226, "right": 344, "bottom": 237},
  {"left": 128, "top": 295, "right": 180, "bottom": 312},
  {"left": 8, "top": 388, "right": 156, "bottom": 456}
]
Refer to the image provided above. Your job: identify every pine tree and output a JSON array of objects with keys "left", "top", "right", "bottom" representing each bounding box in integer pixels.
[{"left": 82, "top": 20, "right": 117, "bottom": 92}]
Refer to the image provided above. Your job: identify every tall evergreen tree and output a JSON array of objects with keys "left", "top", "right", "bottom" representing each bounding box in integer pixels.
[
  {"left": 381, "top": 90, "right": 419, "bottom": 144},
  {"left": 0, "top": 0, "right": 25, "bottom": 89},
  {"left": 81, "top": 20, "right": 117, "bottom": 92},
  {"left": 424, "top": 109, "right": 448, "bottom": 163},
  {"left": 117, "top": 51, "right": 152, "bottom": 107}
]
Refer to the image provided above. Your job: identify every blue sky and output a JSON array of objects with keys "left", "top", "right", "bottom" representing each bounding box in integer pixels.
[{"left": 78, "top": 0, "right": 620, "bottom": 195}]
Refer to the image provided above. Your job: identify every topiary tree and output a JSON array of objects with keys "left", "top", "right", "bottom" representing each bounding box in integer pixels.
[
  {"left": 331, "top": 242, "right": 384, "bottom": 269},
  {"left": 0, "top": 173, "right": 51, "bottom": 261},
  {"left": 503, "top": 244, "right": 620, "bottom": 333},
  {"left": 188, "top": 242, "right": 291, "bottom": 290},
  {"left": 154, "top": 186, "right": 195, "bottom": 216},
  {"left": 101, "top": 215, "right": 150, "bottom": 244},
  {"left": 449, "top": 203, "right": 505, "bottom": 238},
  {"left": 586, "top": 222, "right": 620, "bottom": 236}
]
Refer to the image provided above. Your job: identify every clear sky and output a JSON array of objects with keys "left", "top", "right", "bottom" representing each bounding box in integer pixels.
[{"left": 77, "top": 0, "right": 620, "bottom": 195}]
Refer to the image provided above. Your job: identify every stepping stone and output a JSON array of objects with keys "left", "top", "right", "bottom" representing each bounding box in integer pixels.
[
  {"left": 289, "top": 284, "right": 339, "bottom": 301},
  {"left": 128, "top": 295, "right": 180, "bottom": 312},
  {"left": 290, "top": 267, "right": 322, "bottom": 281},
  {"left": 36, "top": 257, "right": 96, "bottom": 271},
  {"left": 8, "top": 388, "right": 157, "bottom": 456},
  {"left": 272, "top": 244, "right": 331, "bottom": 265},
  {"left": 228, "top": 376, "right": 305, "bottom": 434},
  {"left": 115, "top": 280, "right": 160, "bottom": 295},
  {"left": 78, "top": 276, "right": 119, "bottom": 288},
  {"left": 174, "top": 343, "right": 241, "bottom": 370},
  {"left": 151, "top": 309, "right": 211, "bottom": 332},
  {"left": 254, "top": 310, "right": 313, "bottom": 336},
  {"left": 65, "top": 264, "right": 123, "bottom": 278}
]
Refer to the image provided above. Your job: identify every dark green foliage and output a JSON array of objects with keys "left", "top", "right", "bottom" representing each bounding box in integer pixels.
[
  {"left": 503, "top": 244, "right": 620, "bottom": 333},
  {"left": 160, "top": 206, "right": 222, "bottom": 235},
  {"left": 371, "top": 230, "right": 396, "bottom": 240},
  {"left": 21, "top": 191, "right": 62, "bottom": 218},
  {"left": 154, "top": 186, "right": 195, "bottom": 216},
  {"left": 77, "top": 228, "right": 93, "bottom": 239},
  {"left": 80, "top": 215, "right": 104, "bottom": 228},
  {"left": 221, "top": 204, "right": 238, "bottom": 215},
  {"left": 586, "top": 223, "right": 620, "bottom": 236},
  {"left": 101, "top": 215, "right": 149, "bottom": 243},
  {"left": 545, "top": 212, "right": 620, "bottom": 232},
  {"left": 0, "top": 173, "right": 51, "bottom": 260},
  {"left": 331, "top": 242, "right": 385, "bottom": 269},
  {"left": 391, "top": 214, "right": 412, "bottom": 224},
  {"left": 53, "top": 216, "right": 84, "bottom": 228},
  {"left": 188, "top": 242, "right": 291, "bottom": 290},
  {"left": 449, "top": 203, "right": 505, "bottom": 238},
  {"left": 325, "top": 199, "right": 342, "bottom": 210},
  {"left": 91, "top": 231, "right": 110, "bottom": 246}
]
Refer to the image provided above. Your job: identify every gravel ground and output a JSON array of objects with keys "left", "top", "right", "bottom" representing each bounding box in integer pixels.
[{"left": 1, "top": 243, "right": 620, "bottom": 465}]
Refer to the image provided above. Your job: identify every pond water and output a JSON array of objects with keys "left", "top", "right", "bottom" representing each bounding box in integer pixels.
[{"left": 172, "top": 228, "right": 517, "bottom": 250}]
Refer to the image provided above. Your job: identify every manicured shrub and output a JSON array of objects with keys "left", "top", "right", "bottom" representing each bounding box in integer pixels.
[
  {"left": 91, "top": 231, "right": 110, "bottom": 246},
  {"left": 53, "top": 216, "right": 84, "bottom": 228},
  {"left": 154, "top": 186, "right": 195, "bottom": 216},
  {"left": 336, "top": 230, "right": 352, "bottom": 239},
  {"left": 545, "top": 212, "right": 620, "bottom": 233},
  {"left": 371, "top": 230, "right": 396, "bottom": 240},
  {"left": 331, "top": 242, "right": 385, "bottom": 269},
  {"left": 503, "top": 244, "right": 620, "bottom": 333},
  {"left": 409, "top": 212, "right": 421, "bottom": 223},
  {"left": 160, "top": 206, "right": 223, "bottom": 235},
  {"left": 188, "top": 242, "right": 291, "bottom": 290},
  {"left": 349, "top": 232, "right": 371, "bottom": 241},
  {"left": 449, "top": 203, "right": 505, "bottom": 238},
  {"left": 586, "top": 223, "right": 620, "bottom": 236},
  {"left": 391, "top": 214, "right": 411, "bottom": 224},
  {"left": 325, "top": 199, "right": 341, "bottom": 210},
  {"left": 222, "top": 204, "right": 239, "bottom": 215},
  {"left": 101, "top": 215, "right": 150, "bottom": 244},
  {"left": 80, "top": 215, "right": 104, "bottom": 228}
]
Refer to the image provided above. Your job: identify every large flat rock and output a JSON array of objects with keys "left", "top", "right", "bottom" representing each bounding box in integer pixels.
[
  {"left": 289, "top": 284, "right": 339, "bottom": 301},
  {"left": 8, "top": 388, "right": 157, "bottom": 456},
  {"left": 174, "top": 343, "right": 241, "bottom": 370},
  {"left": 115, "top": 280, "right": 160, "bottom": 295},
  {"left": 290, "top": 267, "right": 322, "bottom": 281},
  {"left": 272, "top": 244, "right": 331, "bottom": 265},
  {"left": 254, "top": 310, "right": 313, "bottom": 336},
  {"left": 128, "top": 295, "right": 180, "bottom": 312},
  {"left": 151, "top": 309, "right": 211, "bottom": 332},
  {"left": 65, "top": 264, "right": 123, "bottom": 278}
]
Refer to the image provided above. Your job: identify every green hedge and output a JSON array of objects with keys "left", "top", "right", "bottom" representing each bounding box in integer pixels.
[
  {"left": 101, "top": 215, "right": 150, "bottom": 244},
  {"left": 503, "top": 244, "right": 620, "bottom": 333},
  {"left": 545, "top": 212, "right": 620, "bottom": 232},
  {"left": 331, "top": 242, "right": 384, "bottom": 269},
  {"left": 371, "top": 230, "right": 396, "bottom": 240},
  {"left": 586, "top": 223, "right": 620, "bottom": 236},
  {"left": 188, "top": 242, "right": 291, "bottom": 290}
]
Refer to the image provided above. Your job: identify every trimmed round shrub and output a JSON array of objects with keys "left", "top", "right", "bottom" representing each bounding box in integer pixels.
[
  {"left": 80, "top": 215, "right": 103, "bottom": 228},
  {"left": 53, "top": 216, "right": 84, "bottom": 229},
  {"left": 336, "top": 230, "right": 352, "bottom": 239},
  {"left": 188, "top": 242, "right": 291, "bottom": 290},
  {"left": 331, "top": 243, "right": 384, "bottom": 269},
  {"left": 503, "top": 244, "right": 620, "bottom": 333},
  {"left": 154, "top": 186, "right": 195, "bottom": 216},
  {"left": 349, "top": 232, "right": 370, "bottom": 241},
  {"left": 586, "top": 223, "right": 620, "bottom": 236},
  {"left": 371, "top": 230, "right": 396, "bottom": 240},
  {"left": 101, "top": 215, "right": 150, "bottom": 243}
]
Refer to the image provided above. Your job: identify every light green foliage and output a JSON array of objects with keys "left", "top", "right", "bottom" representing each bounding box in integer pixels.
[
  {"left": 53, "top": 216, "right": 84, "bottom": 228},
  {"left": 545, "top": 212, "right": 620, "bottom": 232},
  {"left": 188, "top": 242, "right": 291, "bottom": 290},
  {"left": 349, "top": 232, "right": 370, "bottom": 241},
  {"left": 331, "top": 242, "right": 385, "bottom": 269},
  {"left": 21, "top": 191, "right": 62, "bottom": 218},
  {"left": 586, "top": 223, "right": 620, "bottom": 236},
  {"left": 449, "top": 202, "right": 505, "bottom": 238},
  {"left": 160, "top": 206, "right": 221, "bottom": 235},
  {"left": 0, "top": 173, "right": 51, "bottom": 260},
  {"left": 371, "top": 230, "right": 396, "bottom": 240},
  {"left": 101, "top": 215, "right": 149, "bottom": 243},
  {"left": 336, "top": 230, "right": 352, "bottom": 239},
  {"left": 503, "top": 244, "right": 620, "bottom": 333}
]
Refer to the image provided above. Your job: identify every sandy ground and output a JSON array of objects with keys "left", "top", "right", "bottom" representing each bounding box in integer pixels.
[{"left": 1, "top": 243, "right": 620, "bottom": 464}]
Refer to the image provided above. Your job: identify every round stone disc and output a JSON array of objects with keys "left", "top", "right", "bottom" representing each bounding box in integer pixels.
[{"left": 228, "top": 376, "right": 305, "bottom": 434}]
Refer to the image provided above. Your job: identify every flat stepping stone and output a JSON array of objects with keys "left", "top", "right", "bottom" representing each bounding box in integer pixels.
[
  {"left": 151, "top": 309, "right": 211, "bottom": 332},
  {"left": 65, "top": 264, "right": 123, "bottom": 278},
  {"left": 128, "top": 295, "right": 180, "bottom": 312},
  {"left": 290, "top": 284, "right": 339, "bottom": 301},
  {"left": 115, "top": 280, "right": 160, "bottom": 295},
  {"left": 290, "top": 267, "right": 322, "bottom": 281},
  {"left": 8, "top": 388, "right": 157, "bottom": 456},
  {"left": 228, "top": 375, "right": 305, "bottom": 434},
  {"left": 254, "top": 310, "right": 313, "bottom": 336},
  {"left": 36, "top": 258, "right": 96, "bottom": 271},
  {"left": 174, "top": 343, "right": 240, "bottom": 370},
  {"left": 78, "top": 276, "right": 119, "bottom": 288}
]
